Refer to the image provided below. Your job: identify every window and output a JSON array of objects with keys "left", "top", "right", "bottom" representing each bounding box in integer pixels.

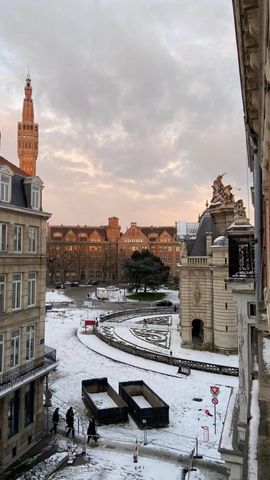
[
  {"left": 31, "top": 185, "right": 40, "bottom": 209},
  {"left": 0, "top": 223, "right": 7, "bottom": 252},
  {"left": 12, "top": 273, "right": 22, "bottom": 310},
  {"left": 28, "top": 227, "right": 38, "bottom": 253},
  {"left": 28, "top": 273, "right": 36, "bottom": 306},
  {"left": 248, "top": 303, "right": 256, "bottom": 318},
  {"left": 0, "top": 334, "right": 3, "bottom": 373},
  {"left": 10, "top": 330, "right": 20, "bottom": 367},
  {"left": 26, "top": 326, "right": 35, "bottom": 360},
  {"left": 0, "top": 174, "right": 11, "bottom": 202},
  {"left": 0, "top": 275, "right": 5, "bottom": 313},
  {"left": 25, "top": 383, "right": 34, "bottom": 426},
  {"left": 8, "top": 391, "right": 19, "bottom": 437},
  {"left": 14, "top": 225, "right": 23, "bottom": 253}
]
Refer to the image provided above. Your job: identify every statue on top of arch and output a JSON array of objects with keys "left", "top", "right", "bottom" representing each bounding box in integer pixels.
[{"left": 210, "top": 173, "right": 235, "bottom": 206}]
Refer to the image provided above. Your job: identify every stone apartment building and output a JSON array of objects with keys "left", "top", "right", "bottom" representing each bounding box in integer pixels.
[
  {"left": 0, "top": 76, "right": 57, "bottom": 470},
  {"left": 179, "top": 175, "right": 240, "bottom": 353},
  {"left": 47, "top": 219, "right": 180, "bottom": 283},
  {"left": 218, "top": 3, "right": 270, "bottom": 478}
]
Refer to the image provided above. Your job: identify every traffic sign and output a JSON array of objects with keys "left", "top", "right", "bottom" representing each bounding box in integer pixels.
[
  {"left": 210, "top": 386, "right": 220, "bottom": 396},
  {"left": 212, "top": 397, "right": 218, "bottom": 405}
]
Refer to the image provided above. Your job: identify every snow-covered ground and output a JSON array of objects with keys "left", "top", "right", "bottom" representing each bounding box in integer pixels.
[
  {"left": 42, "top": 290, "right": 238, "bottom": 479},
  {"left": 46, "top": 290, "right": 74, "bottom": 303},
  {"left": 87, "top": 287, "right": 179, "bottom": 304}
]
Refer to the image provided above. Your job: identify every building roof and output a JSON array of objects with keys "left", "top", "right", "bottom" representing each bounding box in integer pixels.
[
  {"left": 140, "top": 226, "right": 176, "bottom": 238},
  {"left": 49, "top": 225, "right": 109, "bottom": 241},
  {"left": 0, "top": 155, "right": 31, "bottom": 176},
  {"left": 190, "top": 210, "right": 219, "bottom": 256}
]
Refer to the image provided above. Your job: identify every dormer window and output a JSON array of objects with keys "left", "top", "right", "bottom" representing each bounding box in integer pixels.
[
  {"left": 0, "top": 166, "right": 13, "bottom": 203},
  {"left": 24, "top": 176, "right": 43, "bottom": 210},
  {"left": 31, "top": 185, "right": 40, "bottom": 209},
  {"left": 0, "top": 175, "right": 10, "bottom": 202}
]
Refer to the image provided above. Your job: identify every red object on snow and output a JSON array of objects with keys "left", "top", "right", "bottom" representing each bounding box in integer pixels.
[
  {"left": 204, "top": 409, "right": 213, "bottom": 417},
  {"left": 85, "top": 320, "right": 95, "bottom": 326}
]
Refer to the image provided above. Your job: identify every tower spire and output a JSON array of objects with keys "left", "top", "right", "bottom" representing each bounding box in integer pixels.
[{"left": 17, "top": 74, "right": 39, "bottom": 176}]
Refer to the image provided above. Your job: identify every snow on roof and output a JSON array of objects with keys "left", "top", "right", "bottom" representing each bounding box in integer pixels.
[
  {"left": 219, "top": 387, "right": 239, "bottom": 452},
  {"left": 263, "top": 337, "right": 270, "bottom": 373},
  {"left": 248, "top": 379, "right": 259, "bottom": 479}
]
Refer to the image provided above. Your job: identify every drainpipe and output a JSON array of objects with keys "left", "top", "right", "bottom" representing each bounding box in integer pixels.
[{"left": 247, "top": 130, "right": 262, "bottom": 324}]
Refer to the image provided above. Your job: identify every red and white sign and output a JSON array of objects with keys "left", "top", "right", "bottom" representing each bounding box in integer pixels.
[
  {"left": 212, "top": 397, "right": 218, "bottom": 405},
  {"left": 85, "top": 320, "right": 95, "bottom": 326},
  {"left": 210, "top": 386, "right": 220, "bottom": 397}
]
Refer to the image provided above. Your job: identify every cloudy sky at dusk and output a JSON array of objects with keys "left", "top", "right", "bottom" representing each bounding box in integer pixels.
[{"left": 0, "top": 0, "right": 249, "bottom": 228}]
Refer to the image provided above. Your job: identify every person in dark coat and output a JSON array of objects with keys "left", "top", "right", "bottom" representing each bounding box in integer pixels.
[
  {"left": 50, "top": 407, "right": 59, "bottom": 434},
  {"left": 66, "top": 407, "right": 75, "bottom": 438},
  {"left": 87, "top": 418, "right": 98, "bottom": 444}
]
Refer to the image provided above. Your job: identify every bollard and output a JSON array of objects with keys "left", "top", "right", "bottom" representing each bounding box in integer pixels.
[{"left": 142, "top": 419, "right": 148, "bottom": 445}]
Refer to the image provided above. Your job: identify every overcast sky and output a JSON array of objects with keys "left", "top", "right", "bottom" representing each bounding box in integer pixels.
[{"left": 0, "top": 0, "right": 249, "bottom": 228}]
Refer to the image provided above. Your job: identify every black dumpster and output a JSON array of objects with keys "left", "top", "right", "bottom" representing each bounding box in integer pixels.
[
  {"left": 119, "top": 380, "right": 169, "bottom": 428},
  {"left": 82, "top": 378, "right": 128, "bottom": 424}
]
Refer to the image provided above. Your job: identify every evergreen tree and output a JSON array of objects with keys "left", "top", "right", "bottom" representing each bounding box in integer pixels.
[{"left": 123, "top": 249, "right": 169, "bottom": 292}]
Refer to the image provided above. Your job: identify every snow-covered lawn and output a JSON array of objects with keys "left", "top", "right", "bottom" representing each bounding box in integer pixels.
[
  {"left": 46, "top": 290, "right": 74, "bottom": 303},
  {"left": 45, "top": 306, "right": 238, "bottom": 466}
]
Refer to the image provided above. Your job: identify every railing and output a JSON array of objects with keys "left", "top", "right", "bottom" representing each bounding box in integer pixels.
[
  {"left": 0, "top": 346, "right": 57, "bottom": 393},
  {"left": 95, "top": 319, "right": 238, "bottom": 377},
  {"left": 99, "top": 307, "right": 174, "bottom": 323},
  {"left": 187, "top": 257, "right": 208, "bottom": 264}
]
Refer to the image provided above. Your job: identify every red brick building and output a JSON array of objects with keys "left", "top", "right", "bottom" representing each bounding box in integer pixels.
[{"left": 47, "top": 218, "right": 180, "bottom": 283}]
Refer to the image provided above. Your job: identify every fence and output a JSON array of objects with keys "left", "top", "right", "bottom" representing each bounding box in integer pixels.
[
  {"left": 0, "top": 346, "right": 57, "bottom": 392},
  {"left": 95, "top": 311, "right": 239, "bottom": 377}
]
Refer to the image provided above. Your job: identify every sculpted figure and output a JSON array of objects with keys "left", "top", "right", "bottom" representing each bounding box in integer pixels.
[
  {"left": 211, "top": 173, "right": 225, "bottom": 203},
  {"left": 234, "top": 199, "right": 246, "bottom": 218},
  {"left": 222, "top": 184, "right": 235, "bottom": 205},
  {"left": 181, "top": 241, "right": 188, "bottom": 258},
  {"left": 194, "top": 283, "right": 201, "bottom": 305}
]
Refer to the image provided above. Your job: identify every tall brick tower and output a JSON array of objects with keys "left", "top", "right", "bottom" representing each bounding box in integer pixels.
[{"left": 17, "top": 74, "right": 38, "bottom": 176}]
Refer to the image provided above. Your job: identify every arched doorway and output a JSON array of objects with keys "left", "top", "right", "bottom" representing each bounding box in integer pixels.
[{"left": 192, "top": 319, "right": 204, "bottom": 344}]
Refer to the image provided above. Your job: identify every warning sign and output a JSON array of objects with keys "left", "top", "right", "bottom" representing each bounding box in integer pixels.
[{"left": 210, "top": 386, "right": 220, "bottom": 396}]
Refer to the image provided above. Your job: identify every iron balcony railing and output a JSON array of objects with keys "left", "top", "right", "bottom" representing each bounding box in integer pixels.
[{"left": 0, "top": 346, "right": 57, "bottom": 394}]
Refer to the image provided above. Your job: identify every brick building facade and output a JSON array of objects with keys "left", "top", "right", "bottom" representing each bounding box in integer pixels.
[{"left": 47, "top": 218, "right": 180, "bottom": 283}]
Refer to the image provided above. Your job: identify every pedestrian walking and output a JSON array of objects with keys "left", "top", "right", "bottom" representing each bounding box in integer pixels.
[
  {"left": 87, "top": 418, "right": 99, "bottom": 444},
  {"left": 50, "top": 407, "right": 59, "bottom": 434},
  {"left": 66, "top": 406, "right": 75, "bottom": 438},
  {"left": 133, "top": 439, "right": 139, "bottom": 463}
]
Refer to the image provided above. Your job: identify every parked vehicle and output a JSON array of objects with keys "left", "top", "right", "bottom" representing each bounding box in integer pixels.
[
  {"left": 70, "top": 281, "right": 79, "bottom": 287},
  {"left": 87, "top": 280, "right": 99, "bottom": 285},
  {"left": 54, "top": 282, "right": 65, "bottom": 289},
  {"left": 45, "top": 303, "right": 53, "bottom": 312},
  {"left": 155, "top": 300, "right": 173, "bottom": 307},
  {"left": 96, "top": 287, "right": 108, "bottom": 300}
]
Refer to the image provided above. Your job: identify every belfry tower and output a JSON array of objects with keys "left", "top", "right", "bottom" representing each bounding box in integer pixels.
[{"left": 17, "top": 74, "right": 38, "bottom": 176}]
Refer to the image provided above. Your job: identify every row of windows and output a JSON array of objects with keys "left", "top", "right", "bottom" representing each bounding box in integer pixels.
[
  {"left": 18, "top": 141, "right": 38, "bottom": 150},
  {"left": 0, "top": 326, "right": 35, "bottom": 374},
  {"left": 0, "top": 173, "right": 41, "bottom": 208},
  {"left": 0, "top": 224, "right": 38, "bottom": 254},
  {"left": 0, "top": 272, "right": 37, "bottom": 313},
  {"left": 19, "top": 124, "right": 38, "bottom": 131}
]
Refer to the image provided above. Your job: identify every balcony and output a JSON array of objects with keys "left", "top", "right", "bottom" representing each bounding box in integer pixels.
[
  {"left": 0, "top": 346, "right": 57, "bottom": 398},
  {"left": 187, "top": 256, "right": 208, "bottom": 264}
]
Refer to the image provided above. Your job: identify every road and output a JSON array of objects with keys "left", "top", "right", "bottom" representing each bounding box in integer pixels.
[{"left": 63, "top": 285, "right": 156, "bottom": 312}]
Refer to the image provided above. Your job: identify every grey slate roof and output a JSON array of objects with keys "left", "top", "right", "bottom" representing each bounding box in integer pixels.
[{"left": 190, "top": 210, "right": 219, "bottom": 256}]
